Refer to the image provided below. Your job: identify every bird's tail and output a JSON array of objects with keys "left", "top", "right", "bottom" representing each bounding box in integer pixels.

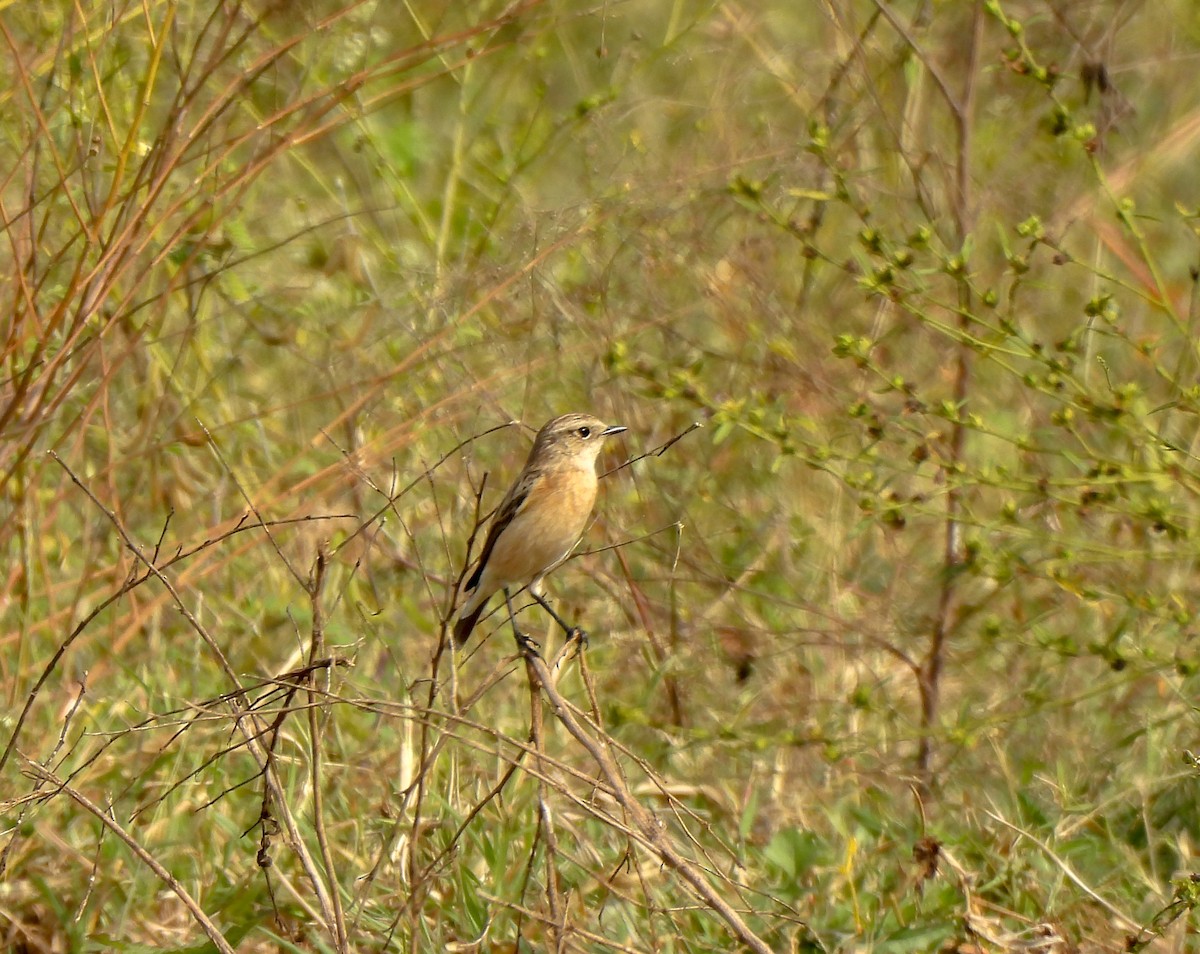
[{"left": 453, "top": 598, "right": 487, "bottom": 647}]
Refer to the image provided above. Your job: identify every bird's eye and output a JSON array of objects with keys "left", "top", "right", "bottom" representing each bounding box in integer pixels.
[{"left": 578, "top": 426, "right": 591, "bottom": 438}]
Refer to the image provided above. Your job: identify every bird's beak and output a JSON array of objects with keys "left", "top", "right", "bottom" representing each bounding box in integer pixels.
[{"left": 602, "top": 425, "right": 627, "bottom": 436}]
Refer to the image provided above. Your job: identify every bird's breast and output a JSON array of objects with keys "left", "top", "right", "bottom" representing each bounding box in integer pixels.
[
  {"left": 469, "top": 461, "right": 603, "bottom": 595},
  {"left": 507, "top": 465, "right": 599, "bottom": 572}
]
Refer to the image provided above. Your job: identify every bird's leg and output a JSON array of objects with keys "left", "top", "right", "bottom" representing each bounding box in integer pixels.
[
  {"left": 503, "top": 587, "right": 541, "bottom": 656},
  {"left": 531, "top": 591, "right": 589, "bottom": 648}
]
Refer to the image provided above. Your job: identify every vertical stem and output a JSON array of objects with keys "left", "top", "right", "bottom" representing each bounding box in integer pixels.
[
  {"left": 915, "top": 1, "right": 984, "bottom": 795},
  {"left": 102, "top": 0, "right": 177, "bottom": 227},
  {"left": 307, "top": 545, "right": 348, "bottom": 951},
  {"left": 433, "top": 57, "right": 471, "bottom": 299},
  {"left": 525, "top": 656, "right": 566, "bottom": 948}
]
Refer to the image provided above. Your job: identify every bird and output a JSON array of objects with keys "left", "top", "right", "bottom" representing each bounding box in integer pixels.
[{"left": 453, "top": 412, "right": 627, "bottom": 648}]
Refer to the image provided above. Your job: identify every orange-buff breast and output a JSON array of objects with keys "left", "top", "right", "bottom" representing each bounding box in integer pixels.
[{"left": 488, "top": 465, "right": 598, "bottom": 587}]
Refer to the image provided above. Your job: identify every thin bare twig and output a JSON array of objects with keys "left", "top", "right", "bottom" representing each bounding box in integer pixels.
[
  {"left": 19, "top": 757, "right": 237, "bottom": 954},
  {"left": 306, "top": 545, "right": 348, "bottom": 951},
  {"left": 335, "top": 421, "right": 516, "bottom": 556},
  {"left": 603, "top": 420, "right": 704, "bottom": 477},
  {"left": 0, "top": 487, "right": 349, "bottom": 775},
  {"left": 517, "top": 645, "right": 773, "bottom": 954},
  {"left": 199, "top": 418, "right": 305, "bottom": 588},
  {"left": 985, "top": 809, "right": 1140, "bottom": 932},
  {"left": 44, "top": 451, "right": 342, "bottom": 941}
]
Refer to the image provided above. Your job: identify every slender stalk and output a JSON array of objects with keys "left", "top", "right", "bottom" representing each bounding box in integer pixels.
[
  {"left": 21, "top": 759, "right": 237, "bottom": 954},
  {"left": 519, "top": 646, "right": 774, "bottom": 954},
  {"left": 306, "top": 545, "right": 348, "bottom": 951},
  {"left": 906, "top": 1, "right": 985, "bottom": 795}
]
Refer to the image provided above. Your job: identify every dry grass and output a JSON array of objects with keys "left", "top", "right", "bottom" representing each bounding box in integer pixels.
[{"left": 3, "top": 1, "right": 1200, "bottom": 950}]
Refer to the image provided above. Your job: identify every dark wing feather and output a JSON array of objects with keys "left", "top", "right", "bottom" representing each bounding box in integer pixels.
[
  {"left": 465, "top": 472, "right": 535, "bottom": 592},
  {"left": 453, "top": 602, "right": 485, "bottom": 646}
]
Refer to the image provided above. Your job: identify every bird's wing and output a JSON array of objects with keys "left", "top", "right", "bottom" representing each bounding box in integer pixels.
[{"left": 465, "top": 467, "right": 538, "bottom": 591}]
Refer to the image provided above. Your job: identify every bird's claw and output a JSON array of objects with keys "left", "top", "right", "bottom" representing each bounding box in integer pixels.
[
  {"left": 566, "top": 627, "right": 589, "bottom": 649},
  {"left": 514, "top": 631, "right": 542, "bottom": 657}
]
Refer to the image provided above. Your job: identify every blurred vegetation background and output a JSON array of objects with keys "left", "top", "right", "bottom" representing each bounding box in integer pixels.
[{"left": 3, "top": 0, "right": 1200, "bottom": 950}]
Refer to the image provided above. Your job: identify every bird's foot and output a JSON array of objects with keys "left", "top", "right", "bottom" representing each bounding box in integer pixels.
[
  {"left": 513, "top": 630, "right": 542, "bottom": 657},
  {"left": 566, "top": 627, "right": 589, "bottom": 649}
]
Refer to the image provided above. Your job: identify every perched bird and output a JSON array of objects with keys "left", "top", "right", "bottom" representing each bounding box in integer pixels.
[{"left": 454, "top": 412, "right": 627, "bottom": 647}]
